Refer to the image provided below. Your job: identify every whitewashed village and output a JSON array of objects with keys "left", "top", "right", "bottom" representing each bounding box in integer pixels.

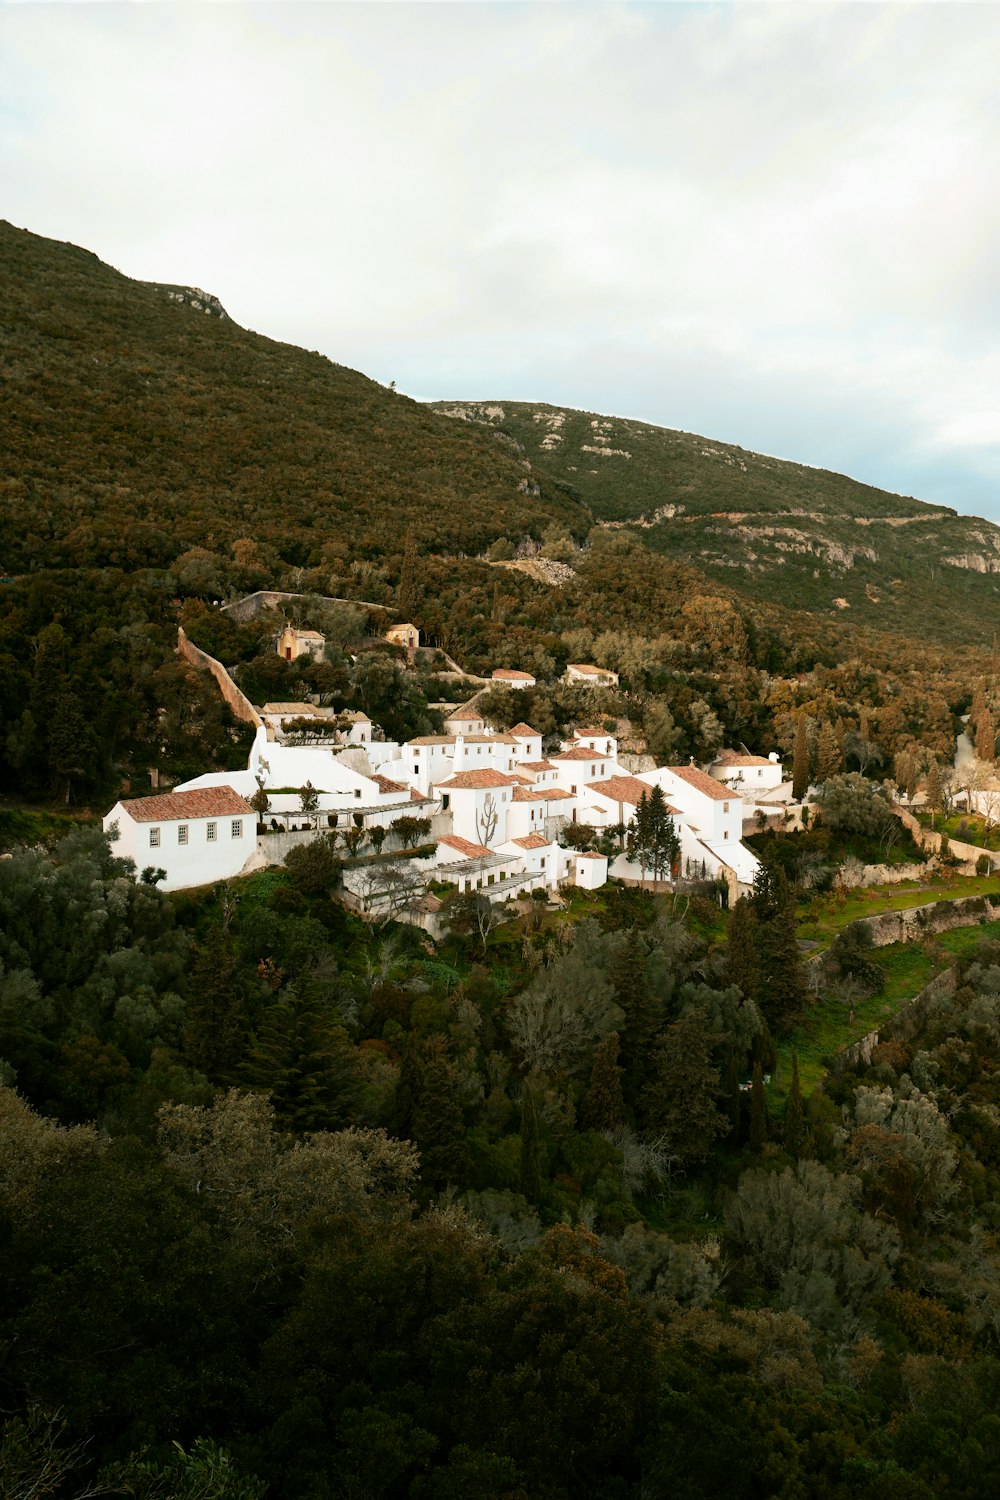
[{"left": 103, "top": 611, "right": 790, "bottom": 924}]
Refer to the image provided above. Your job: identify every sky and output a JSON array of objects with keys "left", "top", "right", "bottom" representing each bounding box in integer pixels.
[{"left": 3, "top": 2, "right": 1000, "bottom": 518}]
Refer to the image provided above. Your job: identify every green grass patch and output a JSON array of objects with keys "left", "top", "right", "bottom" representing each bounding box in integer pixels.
[
  {"left": 916, "top": 810, "right": 1000, "bottom": 851},
  {"left": 796, "top": 872, "right": 1000, "bottom": 950},
  {"left": 0, "top": 802, "right": 99, "bottom": 852}
]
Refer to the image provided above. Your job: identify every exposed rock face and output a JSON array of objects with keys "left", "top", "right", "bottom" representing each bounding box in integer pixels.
[{"left": 165, "top": 286, "right": 228, "bottom": 318}]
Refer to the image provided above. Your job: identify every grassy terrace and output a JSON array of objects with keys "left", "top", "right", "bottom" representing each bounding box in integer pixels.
[{"left": 771, "top": 877, "right": 1000, "bottom": 1106}]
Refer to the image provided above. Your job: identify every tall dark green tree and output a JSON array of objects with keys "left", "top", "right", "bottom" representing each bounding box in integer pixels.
[
  {"left": 580, "top": 1030, "right": 624, "bottom": 1133},
  {"left": 241, "top": 992, "right": 361, "bottom": 1132},
  {"left": 519, "top": 1078, "right": 543, "bottom": 1203},
  {"left": 183, "top": 927, "right": 249, "bottom": 1081},
  {"left": 783, "top": 1051, "right": 805, "bottom": 1159},
  {"left": 792, "top": 712, "right": 810, "bottom": 803},
  {"left": 410, "top": 1036, "right": 470, "bottom": 1191},
  {"left": 749, "top": 1060, "right": 767, "bottom": 1152},
  {"left": 639, "top": 1011, "right": 729, "bottom": 1166},
  {"left": 724, "top": 896, "right": 759, "bottom": 1004},
  {"left": 613, "top": 927, "right": 660, "bottom": 1099}
]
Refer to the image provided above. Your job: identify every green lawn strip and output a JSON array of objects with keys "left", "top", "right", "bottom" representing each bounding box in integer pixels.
[
  {"left": 773, "top": 943, "right": 936, "bottom": 1107},
  {"left": 774, "top": 915, "right": 1000, "bottom": 1110},
  {"left": 915, "top": 810, "right": 1000, "bottom": 851},
  {"left": 796, "top": 873, "right": 1000, "bottom": 951}
]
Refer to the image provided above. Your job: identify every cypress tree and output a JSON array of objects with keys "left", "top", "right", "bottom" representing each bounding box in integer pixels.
[
  {"left": 639, "top": 1011, "right": 730, "bottom": 1165},
  {"left": 183, "top": 927, "right": 249, "bottom": 1081},
  {"left": 792, "top": 713, "right": 810, "bottom": 803},
  {"left": 783, "top": 1051, "right": 805, "bottom": 1159},
  {"left": 755, "top": 866, "right": 807, "bottom": 1034},
  {"left": 410, "top": 1037, "right": 470, "bottom": 1191},
  {"left": 614, "top": 927, "right": 660, "bottom": 1099},
  {"left": 976, "top": 707, "right": 996, "bottom": 764},
  {"left": 749, "top": 1060, "right": 767, "bottom": 1152},
  {"left": 580, "top": 1031, "right": 624, "bottom": 1133},
  {"left": 724, "top": 896, "right": 759, "bottom": 1004},
  {"left": 814, "top": 720, "right": 841, "bottom": 786},
  {"left": 519, "top": 1080, "right": 543, "bottom": 1202},
  {"left": 924, "top": 760, "right": 943, "bottom": 828},
  {"left": 396, "top": 525, "right": 423, "bottom": 624},
  {"left": 725, "top": 1044, "right": 742, "bottom": 1142}
]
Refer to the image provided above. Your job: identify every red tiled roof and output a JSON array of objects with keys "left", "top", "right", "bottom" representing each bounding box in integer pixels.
[
  {"left": 667, "top": 765, "right": 734, "bottom": 802},
  {"left": 715, "top": 749, "right": 773, "bottom": 767},
  {"left": 519, "top": 760, "right": 556, "bottom": 772},
  {"left": 576, "top": 851, "right": 607, "bottom": 860},
  {"left": 509, "top": 722, "right": 540, "bottom": 736},
  {"left": 372, "top": 773, "right": 409, "bottom": 795},
  {"left": 116, "top": 787, "right": 253, "bottom": 823},
  {"left": 511, "top": 833, "right": 549, "bottom": 849},
  {"left": 438, "top": 835, "right": 493, "bottom": 858},
  {"left": 567, "top": 663, "right": 614, "bottom": 676},
  {"left": 434, "top": 769, "right": 520, "bottom": 790},
  {"left": 492, "top": 669, "right": 535, "bottom": 681},
  {"left": 573, "top": 726, "right": 613, "bottom": 738},
  {"left": 587, "top": 775, "right": 679, "bottom": 809},
  {"left": 554, "top": 747, "right": 606, "bottom": 762},
  {"left": 512, "top": 785, "right": 572, "bottom": 802}
]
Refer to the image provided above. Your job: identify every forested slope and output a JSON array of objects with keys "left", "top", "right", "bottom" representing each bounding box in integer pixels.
[{"left": 433, "top": 399, "right": 1000, "bottom": 645}]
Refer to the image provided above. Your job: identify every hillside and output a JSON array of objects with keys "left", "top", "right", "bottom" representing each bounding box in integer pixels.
[
  {"left": 0, "top": 222, "right": 587, "bottom": 576},
  {"left": 432, "top": 400, "right": 1000, "bottom": 645}
]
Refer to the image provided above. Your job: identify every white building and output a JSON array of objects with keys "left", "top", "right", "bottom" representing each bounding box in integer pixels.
[
  {"left": 104, "top": 787, "right": 256, "bottom": 892},
  {"left": 708, "top": 749, "right": 783, "bottom": 796},
  {"left": 563, "top": 663, "right": 619, "bottom": 688},
  {"left": 491, "top": 668, "right": 536, "bottom": 689}
]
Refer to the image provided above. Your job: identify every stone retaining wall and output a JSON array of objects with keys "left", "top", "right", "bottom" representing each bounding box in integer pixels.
[
  {"left": 895, "top": 804, "right": 998, "bottom": 872},
  {"left": 176, "top": 627, "right": 262, "bottom": 728},
  {"left": 834, "top": 968, "right": 957, "bottom": 1074}
]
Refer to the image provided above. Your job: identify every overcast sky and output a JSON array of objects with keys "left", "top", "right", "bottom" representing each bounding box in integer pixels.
[{"left": 4, "top": 3, "right": 1000, "bottom": 518}]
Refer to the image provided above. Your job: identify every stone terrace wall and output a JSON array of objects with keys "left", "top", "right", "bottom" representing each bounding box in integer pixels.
[
  {"left": 177, "top": 627, "right": 261, "bottom": 728},
  {"left": 220, "top": 590, "right": 382, "bottom": 623},
  {"left": 834, "top": 968, "right": 957, "bottom": 1074},
  {"left": 853, "top": 893, "right": 1000, "bottom": 949},
  {"left": 895, "top": 804, "right": 999, "bottom": 873}
]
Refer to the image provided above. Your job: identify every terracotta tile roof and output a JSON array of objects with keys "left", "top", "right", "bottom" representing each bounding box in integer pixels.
[
  {"left": 293, "top": 629, "right": 325, "bottom": 641},
  {"left": 438, "top": 834, "right": 493, "bottom": 858},
  {"left": 511, "top": 833, "right": 549, "bottom": 849},
  {"left": 567, "top": 663, "right": 614, "bottom": 676},
  {"left": 573, "top": 726, "right": 613, "bottom": 738},
  {"left": 410, "top": 788, "right": 426, "bottom": 802},
  {"left": 409, "top": 735, "right": 454, "bottom": 747},
  {"left": 512, "top": 785, "right": 572, "bottom": 802},
  {"left": 434, "top": 769, "right": 521, "bottom": 790},
  {"left": 510, "top": 770, "right": 536, "bottom": 784},
  {"left": 492, "top": 669, "right": 535, "bottom": 681},
  {"left": 587, "top": 775, "right": 679, "bottom": 810},
  {"left": 553, "top": 747, "right": 607, "bottom": 763},
  {"left": 372, "top": 773, "right": 409, "bottom": 795},
  {"left": 519, "top": 760, "right": 556, "bottom": 772},
  {"left": 510, "top": 722, "right": 540, "bottom": 736},
  {"left": 576, "top": 851, "right": 607, "bottom": 860},
  {"left": 668, "top": 765, "right": 735, "bottom": 802},
  {"left": 715, "top": 749, "right": 773, "bottom": 767},
  {"left": 262, "top": 701, "right": 320, "bottom": 716},
  {"left": 446, "top": 697, "right": 485, "bottom": 721},
  {"left": 116, "top": 788, "right": 254, "bottom": 823}
]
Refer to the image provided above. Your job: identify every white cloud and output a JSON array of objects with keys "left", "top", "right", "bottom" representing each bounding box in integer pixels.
[{"left": 4, "top": 2, "right": 1000, "bottom": 514}]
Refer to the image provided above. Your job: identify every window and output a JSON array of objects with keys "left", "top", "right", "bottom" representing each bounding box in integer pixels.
[
  {"left": 723, "top": 802, "right": 730, "bottom": 813},
  {"left": 413, "top": 765, "right": 418, "bottom": 775},
  {"left": 231, "top": 820, "right": 242, "bottom": 838},
  {"left": 149, "top": 827, "right": 160, "bottom": 847},
  {"left": 206, "top": 822, "right": 217, "bottom": 842},
  {"left": 723, "top": 830, "right": 729, "bottom": 840},
  {"left": 177, "top": 824, "right": 188, "bottom": 845},
  {"left": 758, "top": 769, "right": 763, "bottom": 778},
  {"left": 354, "top": 789, "right": 361, "bottom": 799}
]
